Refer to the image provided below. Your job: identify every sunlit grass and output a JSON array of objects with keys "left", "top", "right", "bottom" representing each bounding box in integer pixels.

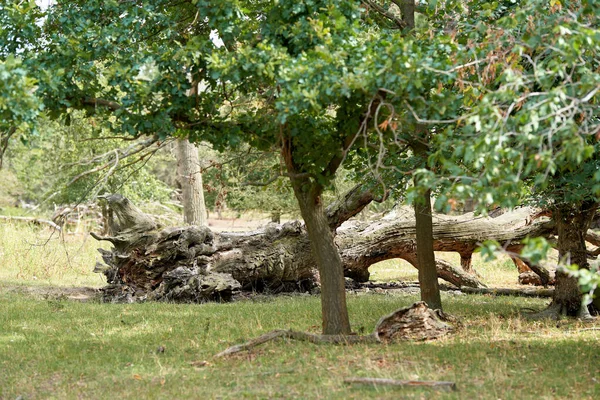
[
  {"left": 0, "top": 224, "right": 598, "bottom": 399},
  {"left": 0, "top": 223, "right": 106, "bottom": 288},
  {"left": 1, "top": 291, "right": 598, "bottom": 399}
]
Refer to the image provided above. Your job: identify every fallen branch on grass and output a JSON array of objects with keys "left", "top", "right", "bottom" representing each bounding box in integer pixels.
[
  {"left": 0, "top": 215, "right": 61, "bottom": 231},
  {"left": 344, "top": 377, "right": 457, "bottom": 391},
  {"left": 215, "top": 302, "right": 453, "bottom": 358},
  {"left": 461, "top": 287, "right": 554, "bottom": 298},
  {"left": 214, "top": 330, "right": 378, "bottom": 358}
]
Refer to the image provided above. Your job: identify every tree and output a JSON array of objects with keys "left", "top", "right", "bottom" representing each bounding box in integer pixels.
[
  {"left": 425, "top": 0, "right": 600, "bottom": 317},
  {"left": 402, "top": 0, "right": 442, "bottom": 311},
  {"left": 8, "top": 0, "right": 599, "bottom": 329},
  {"left": 31, "top": 0, "right": 372, "bottom": 335},
  {"left": 177, "top": 138, "right": 207, "bottom": 226}
]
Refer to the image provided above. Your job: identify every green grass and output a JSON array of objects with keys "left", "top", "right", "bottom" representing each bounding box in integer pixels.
[
  {"left": 1, "top": 291, "right": 599, "bottom": 399},
  {"left": 0, "top": 223, "right": 106, "bottom": 288},
  {"left": 0, "top": 225, "right": 597, "bottom": 399}
]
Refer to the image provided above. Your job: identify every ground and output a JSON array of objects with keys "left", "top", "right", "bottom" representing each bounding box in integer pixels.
[{"left": 1, "top": 222, "right": 598, "bottom": 399}]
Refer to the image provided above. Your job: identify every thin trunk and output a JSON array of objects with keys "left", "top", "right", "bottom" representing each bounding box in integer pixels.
[
  {"left": 401, "top": 0, "right": 442, "bottom": 309},
  {"left": 414, "top": 187, "right": 442, "bottom": 309},
  {"left": 176, "top": 138, "right": 207, "bottom": 226},
  {"left": 551, "top": 203, "right": 597, "bottom": 316},
  {"left": 293, "top": 181, "right": 351, "bottom": 335}
]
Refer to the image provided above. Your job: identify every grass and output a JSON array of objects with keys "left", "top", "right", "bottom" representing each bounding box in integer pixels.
[
  {"left": 1, "top": 291, "right": 599, "bottom": 399},
  {"left": 1, "top": 224, "right": 598, "bottom": 399},
  {"left": 0, "top": 223, "right": 106, "bottom": 288}
]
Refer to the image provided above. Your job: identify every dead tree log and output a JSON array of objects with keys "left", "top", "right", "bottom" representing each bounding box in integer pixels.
[{"left": 92, "top": 195, "right": 556, "bottom": 302}]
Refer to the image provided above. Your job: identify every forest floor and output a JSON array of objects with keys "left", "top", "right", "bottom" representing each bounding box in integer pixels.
[{"left": 1, "top": 223, "right": 598, "bottom": 399}]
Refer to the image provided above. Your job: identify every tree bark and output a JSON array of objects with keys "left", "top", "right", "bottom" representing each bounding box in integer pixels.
[
  {"left": 92, "top": 195, "right": 563, "bottom": 305},
  {"left": 176, "top": 138, "right": 207, "bottom": 226},
  {"left": 548, "top": 202, "right": 598, "bottom": 317},
  {"left": 400, "top": 0, "right": 416, "bottom": 30},
  {"left": 291, "top": 182, "right": 351, "bottom": 334},
  {"left": 414, "top": 188, "right": 442, "bottom": 309}
]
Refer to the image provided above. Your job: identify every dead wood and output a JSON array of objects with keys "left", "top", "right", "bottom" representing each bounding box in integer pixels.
[
  {"left": 374, "top": 301, "right": 452, "bottom": 342},
  {"left": 0, "top": 215, "right": 62, "bottom": 231},
  {"left": 91, "top": 195, "right": 563, "bottom": 302},
  {"left": 460, "top": 287, "right": 554, "bottom": 298},
  {"left": 215, "top": 302, "right": 452, "bottom": 358},
  {"left": 214, "top": 330, "right": 378, "bottom": 358},
  {"left": 344, "top": 377, "right": 457, "bottom": 391}
]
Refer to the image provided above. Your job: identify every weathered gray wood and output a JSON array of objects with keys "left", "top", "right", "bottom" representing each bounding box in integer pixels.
[
  {"left": 214, "top": 329, "right": 378, "bottom": 358},
  {"left": 461, "top": 287, "right": 554, "bottom": 298},
  {"left": 92, "top": 196, "right": 560, "bottom": 302},
  {"left": 375, "top": 301, "right": 452, "bottom": 342},
  {"left": 0, "top": 215, "right": 62, "bottom": 231}
]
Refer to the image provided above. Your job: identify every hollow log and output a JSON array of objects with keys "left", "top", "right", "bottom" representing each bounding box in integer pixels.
[{"left": 92, "top": 195, "right": 556, "bottom": 302}]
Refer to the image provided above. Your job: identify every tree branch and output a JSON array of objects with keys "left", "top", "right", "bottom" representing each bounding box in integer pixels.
[{"left": 361, "top": 0, "right": 406, "bottom": 29}]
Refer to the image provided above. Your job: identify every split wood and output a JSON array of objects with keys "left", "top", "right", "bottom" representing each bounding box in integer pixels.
[{"left": 344, "top": 377, "right": 457, "bottom": 391}]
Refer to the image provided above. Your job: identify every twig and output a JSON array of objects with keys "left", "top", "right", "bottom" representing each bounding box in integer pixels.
[
  {"left": 344, "top": 377, "right": 457, "bottom": 391},
  {"left": 0, "top": 215, "right": 61, "bottom": 231},
  {"left": 214, "top": 330, "right": 377, "bottom": 358}
]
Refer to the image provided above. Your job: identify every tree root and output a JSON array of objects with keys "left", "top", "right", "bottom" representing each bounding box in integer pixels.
[
  {"left": 523, "top": 303, "right": 564, "bottom": 321},
  {"left": 215, "top": 302, "right": 453, "bottom": 358},
  {"left": 523, "top": 302, "right": 597, "bottom": 321},
  {"left": 215, "top": 330, "right": 377, "bottom": 358}
]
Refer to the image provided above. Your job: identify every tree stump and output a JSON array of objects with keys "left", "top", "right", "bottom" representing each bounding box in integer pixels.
[{"left": 375, "top": 302, "right": 452, "bottom": 342}]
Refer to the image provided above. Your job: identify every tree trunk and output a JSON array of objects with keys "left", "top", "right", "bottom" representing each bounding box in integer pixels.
[
  {"left": 549, "top": 202, "right": 598, "bottom": 317},
  {"left": 402, "top": 0, "right": 441, "bottom": 309},
  {"left": 291, "top": 180, "right": 351, "bottom": 335},
  {"left": 400, "top": 0, "right": 416, "bottom": 30},
  {"left": 410, "top": 121, "right": 442, "bottom": 310},
  {"left": 92, "top": 196, "right": 563, "bottom": 304},
  {"left": 176, "top": 138, "right": 207, "bottom": 226},
  {"left": 414, "top": 188, "right": 442, "bottom": 309}
]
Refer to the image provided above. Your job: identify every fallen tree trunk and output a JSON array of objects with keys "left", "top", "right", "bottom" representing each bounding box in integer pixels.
[
  {"left": 460, "top": 287, "right": 554, "bottom": 298},
  {"left": 92, "top": 195, "right": 555, "bottom": 302}
]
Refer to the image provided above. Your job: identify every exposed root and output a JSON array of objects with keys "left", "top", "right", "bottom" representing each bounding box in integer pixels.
[
  {"left": 523, "top": 302, "right": 564, "bottom": 320},
  {"left": 215, "top": 302, "right": 454, "bottom": 358},
  {"left": 525, "top": 301, "right": 597, "bottom": 321},
  {"left": 214, "top": 330, "right": 377, "bottom": 358}
]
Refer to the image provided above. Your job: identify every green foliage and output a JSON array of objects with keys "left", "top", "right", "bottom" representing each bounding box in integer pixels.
[
  {"left": 566, "top": 264, "right": 600, "bottom": 306},
  {"left": 0, "top": 56, "right": 42, "bottom": 135},
  {"left": 4, "top": 113, "right": 172, "bottom": 206},
  {"left": 430, "top": 0, "right": 600, "bottom": 210}
]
